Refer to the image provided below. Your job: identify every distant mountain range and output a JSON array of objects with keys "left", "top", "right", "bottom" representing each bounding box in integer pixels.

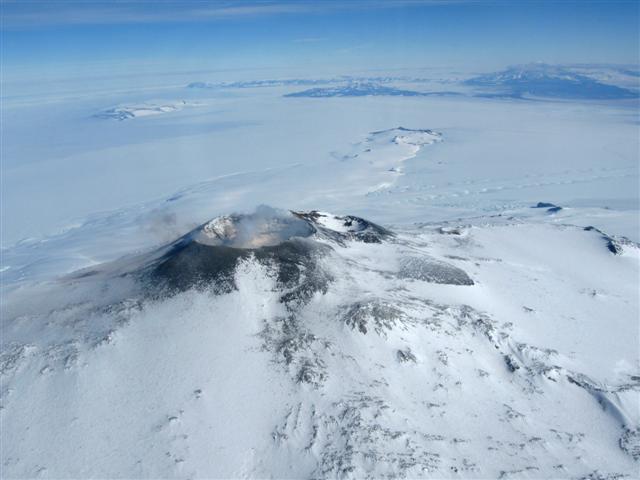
[
  {"left": 187, "top": 76, "right": 441, "bottom": 90},
  {"left": 284, "top": 82, "right": 462, "bottom": 98},
  {"left": 465, "top": 63, "right": 639, "bottom": 100},
  {"left": 187, "top": 64, "right": 638, "bottom": 101}
]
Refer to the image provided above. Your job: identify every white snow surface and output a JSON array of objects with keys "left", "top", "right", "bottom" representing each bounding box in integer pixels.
[
  {"left": 1, "top": 73, "right": 639, "bottom": 478},
  {"left": 2, "top": 211, "right": 638, "bottom": 478}
]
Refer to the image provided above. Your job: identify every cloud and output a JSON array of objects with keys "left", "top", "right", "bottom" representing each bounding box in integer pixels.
[
  {"left": 1, "top": 0, "right": 471, "bottom": 28},
  {"left": 1, "top": 1, "right": 306, "bottom": 28}
]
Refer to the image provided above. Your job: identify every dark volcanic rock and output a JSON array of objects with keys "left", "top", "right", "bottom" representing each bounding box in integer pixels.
[
  {"left": 532, "top": 202, "right": 562, "bottom": 213},
  {"left": 342, "top": 300, "right": 407, "bottom": 335},
  {"left": 69, "top": 207, "right": 474, "bottom": 313},
  {"left": 583, "top": 226, "right": 631, "bottom": 255},
  {"left": 619, "top": 426, "right": 640, "bottom": 461},
  {"left": 140, "top": 208, "right": 395, "bottom": 302},
  {"left": 396, "top": 348, "right": 417, "bottom": 363},
  {"left": 150, "top": 237, "right": 331, "bottom": 299},
  {"left": 504, "top": 354, "right": 520, "bottom": 373},
  {"left": 137, "top": 207, "right": 334, "bottom": 302},
  {"left": 398, "top": 256, "right": 474, "bottom": 285}
]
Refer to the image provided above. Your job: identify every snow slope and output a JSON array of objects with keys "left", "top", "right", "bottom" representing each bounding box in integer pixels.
[{"left": 2, "top": 209, "right": 638, "bottom": 478}]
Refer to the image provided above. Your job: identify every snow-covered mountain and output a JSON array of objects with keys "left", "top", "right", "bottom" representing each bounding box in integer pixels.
[
  {"left": 285, "top": 82, "right": 461, "bottom": 98},
  {"left": 95, "top": 101, "right": 195, "bottom": 120},
  {"left": 465, "top": 64, "right": 639, "bottom": 100},
  {"left": 2, "top": 66, "right": 639, "bottom": 478},
  {"left": 3, "top": 0, "right": 639, "bottom": 471},
  {"left": 285, "top": 82, "right": 428, "bottom": 97},
  {"left": 2, "top": 205, "right": 638, "bottom": 478},
  {"left": 186, "top": 76, "right": 446, "bottom": 91},
  {"left": 185, "top": 67, "right": 639, "bottom": 101}
]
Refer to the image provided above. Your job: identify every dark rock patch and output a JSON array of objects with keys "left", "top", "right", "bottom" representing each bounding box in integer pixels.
[
  {"left": 532, "top": 202, "right": 562, "bottom": 214},
  {"left": 396, "top": 348, "right": 417, "bottom": 363},
  {"left": 504, "top": 354, "right": 520, "bottom": 373},
  {"left": 583, "top": 226, "right": 635, "bottom": 255},
  {"left": 619, "top": 426, "right": 640, "bottom": 461},
  {"left": 342, "top": 300, "right": 407, "bottom": 335},
  {"left": 398, "top": 256, "right": 474, "bottom": 285}
]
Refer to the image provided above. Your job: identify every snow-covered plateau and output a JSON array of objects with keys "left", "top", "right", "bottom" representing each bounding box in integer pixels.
[{"left": 1, "top": 70, "right": 639, "bottom": 479}]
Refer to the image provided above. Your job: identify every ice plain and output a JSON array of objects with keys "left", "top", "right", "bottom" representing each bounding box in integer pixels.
[{"left": 1, "top": 68, "right": 639, "bottom": 478}]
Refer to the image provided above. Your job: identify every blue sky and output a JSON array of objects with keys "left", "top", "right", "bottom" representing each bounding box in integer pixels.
[{"left": 2, "top": 0, "right": 639, "bottom": 78}]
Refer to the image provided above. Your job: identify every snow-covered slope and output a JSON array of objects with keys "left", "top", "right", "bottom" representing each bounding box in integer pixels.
[{"left": 1, "top": 206, "right": 638, "bottom": 478}]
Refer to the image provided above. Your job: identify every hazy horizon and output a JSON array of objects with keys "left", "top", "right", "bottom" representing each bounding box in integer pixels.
[{"left": 2, "top": 0, "right": 639, "bottom": 82}]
